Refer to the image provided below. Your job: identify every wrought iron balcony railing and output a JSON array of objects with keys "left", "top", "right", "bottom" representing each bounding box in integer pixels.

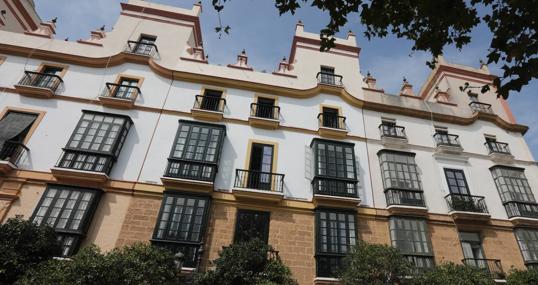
[
  {"left": 17, "top": 70, "right": 63, "bottom": 92},
  {"left": 164, "top": 158, "right": 218, "bottom": 182},
  {"left": 485, "top": 141, "right": 511, "bottom": 155},
  {"left": 250, "top": 103, "right": 280, "bottom": 120},
  {"left": 316, "top": 72, "right": 343, "bottom": 86},
  {"left": 504, "top": 201, "right": 538, "bottom": 219},
  {"left": 0, "top": 141, "right": 28, "bottom": 167},
  {"left": 317, "top": 113, "right": 346, "bottom": 129},
  {"left": 101, "top": 82, "right": 141, "bottom": 101},
  {"left": 234, "top": 169, "right": 284, "bottom": 192},
  {"left": 445, "top": 193, "right": 488, "bottom": 213},
  {"left": 469, "top": 102, "right": 493, "bottom": 114},
  {"left": 379, "top": 123, "right": 407, "bottom": 139},
  {"left": 193, "top": 95, "right": 226, "bottom": 112},
  {"left": 124, "top": 40, "right": 159, "bottom": 57},
  {"left": 56, "top": 149, "right": 114, "bottom": 175},
  {"left": 462, "top": 258, "right": 505, "bottom": 279},
  {"left": 434, "top": 133, "right": 461, "bottom": 147},
  {"left": 385, "top": 188, "right": 426, "bottom": 207},
  {"left": 312, "top": 177, "right": 358, "bottom": 198}
]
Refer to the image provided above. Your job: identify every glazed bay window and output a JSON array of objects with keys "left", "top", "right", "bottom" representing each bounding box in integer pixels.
[
  {"left": 389, "top": 217, "right": 434, "bottom": 272},
  {"left": 316, "top": 209, "right": 357, "bottom": 278},
  {"left": 152, "top": 192, "right": 210, "bottom": 268},
  {"left": 164, "top": 120, "right": 226, "bottom": 182},
  {"left": 56, "top": 111, "right": 132, "bottom": 175},
  {"left": 31, "top": 185, "right": 101, "bottom": 256},
  {"left": 515, "top": 229, "right": 538, "bottom": 269},
  {"left": 491, "top": 166, "right": 538, "bottom": 219},
  {"left": 311, "top": 139, "right": 358, "bottom": 198},
  {"left": 378, "top": 150, "right": 425, "bottom": 207}
]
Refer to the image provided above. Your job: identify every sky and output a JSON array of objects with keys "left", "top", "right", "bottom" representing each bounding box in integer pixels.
[{"left": 33, "top": 0, "right": 538, "bottom": 159}]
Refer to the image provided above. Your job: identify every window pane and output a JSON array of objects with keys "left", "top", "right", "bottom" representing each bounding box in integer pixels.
[
  {"left": 234, "top": 210, "right": 270, "bottom": 244},
  {"left": 378, "top": 151, "right": 421, "bottom": 191}
]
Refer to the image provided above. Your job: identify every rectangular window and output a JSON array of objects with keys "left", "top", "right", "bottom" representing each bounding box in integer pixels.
[
  {"left": 134, "top": 35, "right": 157, "bottom": 55},
  {"left": 515, "top": 229, "right": 538, "bottom": 267},
  {"left": 152, "top": 192, "right": 210, "bottom": 268},
  {"left": 247, "top": 143, "right": 274, "bottom": 190},
  {"left": 234, "top": 209, "right": 270, "bottom": 244},
  {"left": 0, "top": 111, "right": 37, "bottom": 163},
  {"left": 165, "top": 120, "right": 226, "bottom": 182},
  {"left": 254, "top": 97, "right": 276, "bottom": 119},
  {"left": 444, "top": 169, "right": 470, "bottom": 195},
  {"left": 319, "top": 66, "right": 336, "bottom": 85},
  {"left": 200, "top": 89, "right": 223, "bottom": 111},
  {"left": 389, "top": 217, "right": 434, "bottom": 271},
  {"left": 311, "top": 139, "right": 357, "bottom": 197},
  {"left": 321, "top": 107, "right": 340, "bottom": 129},
  {"left": 113, "top": 78, "right": 139, "bottom": 99},
  {"left": 378, "top": 150, "right": 421, "bottom": 190},
  {"left": 58, "top": 111, "right": 132, "bottom": 174},
  {"left": 491, "top": 166, "right": 535, "bottom": 203},
  {"left": 31, "top": 185, "right": 101, "bottom": 256},
  {"left": 316, "top": 208, "right": 357, "bottom": 277}
]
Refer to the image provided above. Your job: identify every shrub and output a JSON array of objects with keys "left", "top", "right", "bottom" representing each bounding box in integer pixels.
[
  {"left": 193, "top": 239, "right": 297, "bottom": 285},
  {"left": 506, "top": 267, "right": 538, "bottom": 285},
  {"left": 0, "top": 216, "right": 60, "bottom": 284},
  {"left": 413, "top": 263, "right": 495, "bottom": 285}
]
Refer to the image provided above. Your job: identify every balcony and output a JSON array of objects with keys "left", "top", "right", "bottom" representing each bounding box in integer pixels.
[
  {"left": 469, "top": 102, "right": 493, "bottom": 114},
  {"left": 312, "top": 177, "right": 360, "bottom": 208},
  {"left": 316, "top": 72, "right": 343, "bottom": 86},
  {"left": 98, "top": 82, "right": 141, "bottom": 109},
  {"left": 191, "top": 95, "right": 226, "bottom": 121},
  {"left": 161, "top": 158, "right": 217, "bottom": 193},
  {"left": 317, "top": 113, "right": 347, "bottom": 139},
  {"left": 434, "top": 133, "right": 463, "bottom": 154},
  {"left": 462, "top": 258, "right": 505, "bottom": 280},
  {"left": 405, "top": 255, "right": 435, "bottom": 275},
  {"left": 379, "top": 124, "right": 408, "bottom": 146},
  {"left": 385, "top": 188, "right": 427, "bottom": 215},
  {"left": 14, "top": 71, "right": 63, "bottom": 98},
  {"left": 445, "top": 193, "right": 490, "bottom": 221},
  {"left": 0, "top": 141, "right": 28, "bottom": 174},
  {"left": 51, "top": 149, "right": 113, "bottom": 183},
  {"left": 505, "top": 201, "right": 538, "bottom": 225},
  {"left": 485, "top": 141, "right": 513, "bottom": 163},
  {"left": 233, "top": 169, "right": 285, "bottom": 202},
  {"left": 124, "top": 40, "right": 158, "bottom": 58},
  {"left": 248, "top": 103, "right": 280, "bottom": 129}
]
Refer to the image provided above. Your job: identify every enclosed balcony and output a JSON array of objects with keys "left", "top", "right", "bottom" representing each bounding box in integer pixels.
[
  {"left": 191, "top": 95, "right": 226, "bottom": 121},
  {"left": 98, "top": 82, "right": 141, "bottom": 109},
  {"left": 0, "top": 141, "right": 28, "bottom": 173},
  {"left": 445, "top": 193, "right": 490, "bottom": 221},
  {"left": 233, "top": 169, "right": 285, "bottom": 202},
  {"left": 385, "top": 188, "right": 426, "bottom": 209},
  {"left": 316, "top": 72, "right": 343, "bottom": 86},
  {"left": 317, "top": 113, "right": 347, "bottom": 138},
  {"left": 53, "top": 149, "right": 114, "bottom": 182},
  {"left": 14, "top": 71, "right": 63, "bottom": 98},
  {"left": 462, "top": 258, "right": 505, "bottom": 280},
  {"left": 469, "top": 102, "right": 493, "bottom": 114},
  {"left": 124, "top": 40, "right": 158, "bottom": 57},
  {"left": 505, "top": 201, "right": 538, "bottom": 220},
  {"left": 248, "top": 103, "right": 280, "bottom": 129}
]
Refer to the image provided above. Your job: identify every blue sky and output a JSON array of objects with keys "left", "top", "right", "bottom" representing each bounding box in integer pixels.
[{"left": 34, "top": 0, "right": 538, "bottom": 159}]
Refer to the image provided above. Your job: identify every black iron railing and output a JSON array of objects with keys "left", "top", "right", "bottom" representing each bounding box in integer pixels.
[
  {"left": 234, "top": 169, "right": 284, "bottom": 192},
  {"left": 434, "top": 133, "right": 461, "bottom": 147},
  {"left": 385, "top": 188, "right": 426, "bottom": 207},
  {"left": 316, "top": 72, "right": 343, "bottom": 86},
  {"left": 312, "top": 177, "right": 358, "bottom": 198},
  {"left": 379, "top": 123, "right": 407, "bottom": 139},
  {"left": 17, "top": 70, "right": 63, "bottom": 92},
  {"left": 469, "top": 102, "right": 493, "bottom": 114},
  {"left": 152, "top": 240, "right": 202, "bottom": 268},
  {"left": 405, "top": 255, "right": 435, "bottom": 275},
  {"left": 250, "top": 103, "right": 280, "bottom": 120},
  {"left": 56, "top": 149, "right": 114, "bottom": 175},
  {"left": 193, "top": 95, "right": 226, "bottom": 112},
  {"left": 316, "top": 254, "right": 344, "bottom": 278},
  {"left": 102, "top": 82, "right": 141, "bottom": 100},
  {"left": 164, "top": 158, "right": 218, "bottom": 182},
  {"left": 445, "top": 193, "right": 488, "bottom": 213},
  {"left": 0, "top": 141, "right": 28, "bottom": 167},
  {"left": 318, "top": 113, "right": 346, "bottom": 129},
  {"left": 124, "top": 40, "right": 158, "bottom": 57},
  {"left": 485, "top": 141, "right": 511, "bottom": 155},
  {"left": 504, "top": 201, "right": 538, "bottom": 219},
  {"left": 462, "top": 258, "right": 505, "bottom": 279}
]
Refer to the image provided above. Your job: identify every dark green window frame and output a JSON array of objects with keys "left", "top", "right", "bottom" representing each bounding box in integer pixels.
[
  {"left": 233, "top": 209, "right": 270, "bottom": 244},
  {"left": 389, "top": 217, "right": 434, "bottom": 272},
  {"left": 490, "top": 166, "right": 535, "bottom": 203},
  {"left": 515, "top": 228, "right": 538, "bottom": 268},
  {"left": 378, "top": 150, "right": 421, "bottom": 191},
  {"left": 30, "top": 185, "right": 101, "bottom": 257}
]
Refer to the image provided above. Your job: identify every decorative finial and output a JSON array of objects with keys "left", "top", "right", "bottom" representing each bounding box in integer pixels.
[
  {"left": 282, "top": 56, "right": 286, "bottom": 61},
  {"left": 64, "top": 37, "right": 68, "bottom": 41},
  {"left": 1, "top": 10, "right": 6, "bottom": 17},
  {"left": 479, "top": 59, "right": 485, "bottom": 65},
  {"left": 367, "top": 71, "right": 371, "bottom": 77},
  {"left": 51, "top": 17, "right": 57, "bottom": 24},
  {"left": 297, "top": 19, "right": 303, "bottom": 25},
  {"left": 403, "top": 77, "right": 408, "bottom": 83},
  {"left": 99, "top": 25, "right": 105, "bottom": 31},
  {"left": 241, "top": 49, "right": 246, "bottom": 55}
]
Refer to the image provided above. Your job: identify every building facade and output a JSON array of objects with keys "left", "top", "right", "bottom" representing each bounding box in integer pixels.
[{"left": 1, "top": 1, "right": 537, "bottom": 284}]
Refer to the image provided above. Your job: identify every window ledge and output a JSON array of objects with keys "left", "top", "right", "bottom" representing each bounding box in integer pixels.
[
  {"left": 232, "top": 187, "right": 284, "bottom": 203},
  {"left": 434, "top": 144, "right": 464, "bottom": 155},
  {"left": 381, "top": 136, "right": 408, "bottom": 148},
  {"left": 448, "top": 211, "right": 491, "bottom": 222},
  {"left": 98, "top": 96, "right": 135, "bottom": 109},
  {"left": 160, "top": 176, "right": 214, "bottom": 194},
  {"left": 191, "top": 108, "right": 224, "bottom": 121},
  {"left": 314, "top": 277, "right": 341, "bottom": 285},
  {"left": 313, "top": 194, "right": 360, "bottom": 208},
  {"left": 248, "top": 116, "right": 280, "bottom": 129},
  {"left": 508, "top": 216, "right": 538, "bottom": 227},
  {"left": 387, "top": 204, "right": 428, "bottom": 216},
  {"left": 13, "top": 84, "right": 55, "bottom": 98},
  {"left": 318, "top": 126, "right": 348, "bottom": 139},
  {"left": 51, "top": 167, "right": 109, "bottom": 184},
  {"left": 0, "top": 160, "right": 17, "bottom": 174},
  {"left": 488, "top": 152, "right": 515, "bottom": 164}
]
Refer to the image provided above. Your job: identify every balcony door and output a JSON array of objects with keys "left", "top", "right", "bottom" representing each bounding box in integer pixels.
[
  {"left": 460, "top": 232, "right": 486, "bottom": 267},
  {"left": 134, "top": 36, "right": 156, "bottom": 55},
  {"left": 248, "top": 143, "right": 274, "bottom": 190},
  {"left": 322, "top": 107, "right": 339, "bottom": 129},
  {"left": 444, "top": 168, "right": 470, "bottom": 195},
  {"left": 201, "top": 90, "right": 222, "bottom": 111},
  {"left": 320, "top": 66, "right": 335, "bottom": 85},
  {"left": 115, "top": 78, "right": 138, "bottom": 99},
  {"left": 35, "top": 66, "right": 62, "bottom": 88},
  {"left": 255, "top": 97, "right": 275, "bottom": 119}
]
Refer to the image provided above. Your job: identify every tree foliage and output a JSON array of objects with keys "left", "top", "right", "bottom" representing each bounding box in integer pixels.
[
  {"left": 211, "top": 0, "right": 537, "bottom": 99},
  {"left": 339, "top": 241, "right": 412, "bottom": 285},
  {"left": 16, "top": 243, "right": 178, "bottom": 285},
  {"left": 413, "top": 263, "right": 495, "bottom": 285},
  {"left": 0, "top": 216, "right": 60, "bottom": 284},
  {"left": 193, "top": 239, "right": 297, "bottom": 285},
  {"left": 506, "top": 267, "right": 538, "bottom": 285}
]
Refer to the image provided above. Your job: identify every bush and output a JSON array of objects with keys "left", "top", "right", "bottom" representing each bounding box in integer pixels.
[
  {"left": 193, "top": 239, "right": 297, "bottom": 285},
  {"left": 339, "top": 241, "right": 412, "bottom": 285},
  {"left": 17, "top": 243, "right": 178, "bottom": 285},
  {"left": 0, "top": 216, "right": 60, "bottom": 284},
  {"left": 506, "top": 268, "right": 538, "bottom": 285},
  {"left": 413, "top": 263, "right": 495, "bottom": 285}
]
